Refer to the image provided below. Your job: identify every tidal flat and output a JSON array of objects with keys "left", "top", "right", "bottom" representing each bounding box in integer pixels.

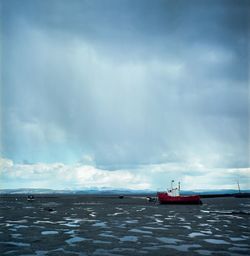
[{"left": 0, "top": 195, "right": 249, "bottom": 255}]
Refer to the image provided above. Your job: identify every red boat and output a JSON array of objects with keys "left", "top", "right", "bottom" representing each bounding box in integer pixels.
[{"left": 157, "top": 181, "right": 202, "bottom": 205}]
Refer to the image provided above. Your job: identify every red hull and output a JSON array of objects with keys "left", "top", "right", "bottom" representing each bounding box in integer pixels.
[{"left": 157, "top": 192, "right": 202, "bottom": 205}]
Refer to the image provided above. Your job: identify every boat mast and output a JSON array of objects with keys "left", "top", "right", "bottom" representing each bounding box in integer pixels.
[
  {"left": 171, "top": 180, "right": 174, "bottom": 190},
  {"left": 237, "top": 180, "right": 241, "bottom": 193},
  {"left": 178, "top": 182, "right": 180, "bottom": 192}
]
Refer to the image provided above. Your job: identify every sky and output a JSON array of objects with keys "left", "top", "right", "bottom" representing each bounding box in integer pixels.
[{"left": 0, "top": 0, "right": 249, "bottom": 191}]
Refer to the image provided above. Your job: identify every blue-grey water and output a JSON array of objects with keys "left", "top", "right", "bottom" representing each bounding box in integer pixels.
[{"left": 0, "top": 196, "right": 249, "bottom": 255}]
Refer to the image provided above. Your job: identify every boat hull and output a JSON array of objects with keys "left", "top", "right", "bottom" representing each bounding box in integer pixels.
[{"left": 157, "top": 192, "right": 202, "bottom": 205}]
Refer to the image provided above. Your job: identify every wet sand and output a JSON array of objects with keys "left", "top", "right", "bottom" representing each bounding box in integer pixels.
[{"left": 0, "top": 195, "right": 249, "bottom": 255}]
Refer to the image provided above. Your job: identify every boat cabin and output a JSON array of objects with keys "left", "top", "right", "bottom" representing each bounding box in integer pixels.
[
  {"left": 167, "top": 187, "right": 180, "bottom": 197},
  {"left": 167, "top": 180, "right": 180, "bottom": 197}
]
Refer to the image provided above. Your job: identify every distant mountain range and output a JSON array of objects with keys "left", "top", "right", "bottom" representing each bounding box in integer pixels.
[{"left": 0, "top": 188, "right": 249, "bottom": 195}]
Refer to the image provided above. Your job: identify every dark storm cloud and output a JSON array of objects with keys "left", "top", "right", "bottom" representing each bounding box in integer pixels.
[
  {"left": 1, "top": 0, "right": 249, "bottom": 172},
  {"left": 3, "top": 0, "right": 248, "bottom": 57}
]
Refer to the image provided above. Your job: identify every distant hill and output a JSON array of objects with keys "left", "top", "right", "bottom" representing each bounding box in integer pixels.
[
  {"left": 0, "top": 188, "right": 249, "bottom": 195},
  {"left": 0, "top": 188, "right": 154, "bottom": 195}
]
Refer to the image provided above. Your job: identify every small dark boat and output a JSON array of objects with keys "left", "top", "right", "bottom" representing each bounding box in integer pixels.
[
  {"left": 234, "top": 193, "right": 250, "bottom": 198},
  {"left": 146, "top": 196, "right": 156, "bottom": 202},
  {"left": 234, "top": 180, "right": 250, "bottom": 198},
  {"left": 27, "top": 195, "right": 35, "bottom": 201},
  {"left": 157, "top": 181, "right": 202, "bottom": 205}
]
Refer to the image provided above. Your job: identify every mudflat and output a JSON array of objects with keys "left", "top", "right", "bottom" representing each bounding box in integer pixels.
[{"left": 0, "top": 195, "right": 249, "bottom": 255}]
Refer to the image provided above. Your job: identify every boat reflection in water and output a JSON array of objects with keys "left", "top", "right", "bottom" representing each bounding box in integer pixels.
[{"left": 157, "top": 180, "right": 202, "bottom": 205}]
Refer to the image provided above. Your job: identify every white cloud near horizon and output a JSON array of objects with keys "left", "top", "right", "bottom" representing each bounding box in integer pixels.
[{"left": 1, "top": 158, "right": 249, "bottom": 191}]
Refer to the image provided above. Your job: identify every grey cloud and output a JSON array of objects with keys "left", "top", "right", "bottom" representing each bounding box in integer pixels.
[{"left": 1, "top": 0, "right": 249, "bottom": 170}]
